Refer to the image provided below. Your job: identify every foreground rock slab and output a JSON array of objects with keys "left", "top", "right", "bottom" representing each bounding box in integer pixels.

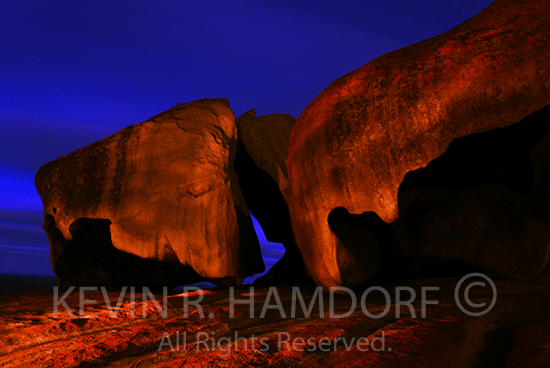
[{"left": 1, "top": 269, "right": 549, "bottom": 367}]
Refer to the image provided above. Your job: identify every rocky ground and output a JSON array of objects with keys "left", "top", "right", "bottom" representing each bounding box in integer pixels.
[{"left": 1, "top": 267, "right": 549, "bottom": 367}]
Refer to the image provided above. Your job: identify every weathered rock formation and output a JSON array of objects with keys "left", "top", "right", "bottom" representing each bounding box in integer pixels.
[
  {"left": 35, "top": 98, "right": 264, "bottom": 288},
  {"left": 234, "top": 110, "right": 309, "bottom": 285},
  {"left": 287, "top": 0, "right": 550, "bottom": 290}
]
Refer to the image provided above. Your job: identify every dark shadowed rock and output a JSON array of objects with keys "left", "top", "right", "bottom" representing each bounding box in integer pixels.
[
  {"left": 234, "top": 110, "right": 309, "bottom": 285},
  {"left": 35, "top": 98, "right": 264, "bottom": 288},
  {"left": 287, "top": 0, "right": 550, "bottom": 290},
  {"left": 43, "top": 215, "right": 206, "bottom": 290},
  {"left": 394, "top": 104, "right": 550, "bottom": 280}
]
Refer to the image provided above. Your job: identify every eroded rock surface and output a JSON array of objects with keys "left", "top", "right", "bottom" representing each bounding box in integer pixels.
[
  {"left": 35, "top": 98, "right": 264, "bottom": 288},
  {"left": 287, "top": 0, "right": 550, "bottom": 290}
]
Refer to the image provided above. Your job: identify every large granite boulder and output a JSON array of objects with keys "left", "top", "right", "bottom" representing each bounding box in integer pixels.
[
  {"left": 287, "top": 0, "right": 550, "bottom": 290},
  {"left": 35, "top": 98, "right": 264, "bottom": 288}
]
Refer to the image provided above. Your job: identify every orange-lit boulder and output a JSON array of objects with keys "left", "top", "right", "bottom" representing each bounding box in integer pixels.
[
  {"left": 35, "top": 98, "right": 264, "bottom": 287},
  {"left": 287, "top": 0, "right": 550, "bottom": 290}
]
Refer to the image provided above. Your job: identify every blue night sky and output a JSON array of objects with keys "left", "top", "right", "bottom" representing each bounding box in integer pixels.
[{"left": 0, "top": 0, "right": 493, "bottom": 278}]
